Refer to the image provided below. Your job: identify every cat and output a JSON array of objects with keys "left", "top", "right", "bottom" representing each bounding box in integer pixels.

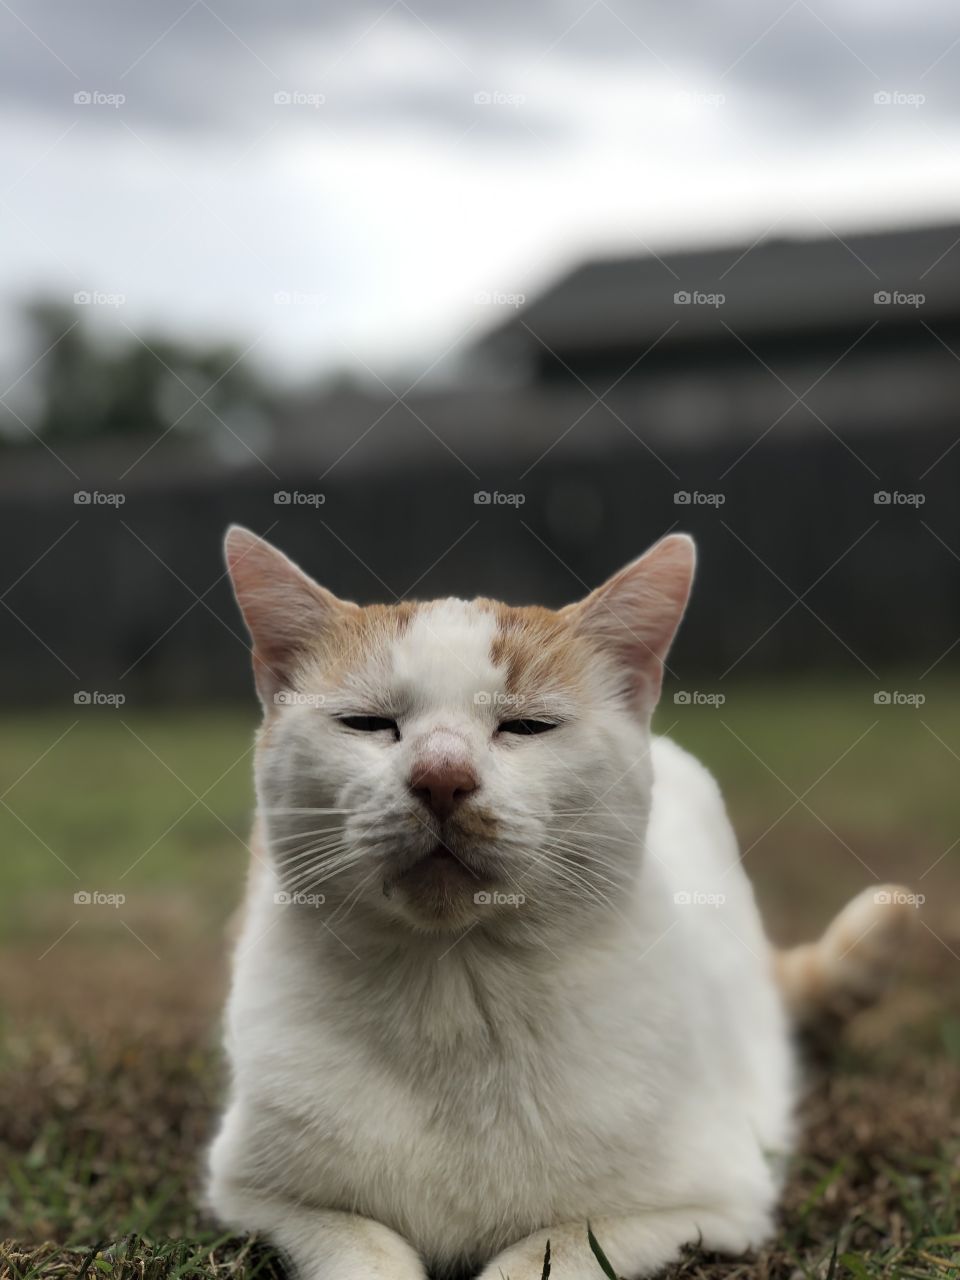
[{"left": 207, "top": 525, "right": 912, "bottom": 1280}]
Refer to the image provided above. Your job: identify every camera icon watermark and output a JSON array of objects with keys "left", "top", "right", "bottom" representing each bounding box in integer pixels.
[
  {"left": 274, "top": 890, "right": 326, "bottom": 907},
  {"left": 73, "top": 90, "right": 125, "bottom": 108},
  {"left": 474, "top": 490, "right": 525, "bottom": 506},
  {"left": 274, "top": 491, "right": 325, "bottom": 506},
  {"left": 74, "top": 490, "right": 126, "bottom": 505},
  {"left": 274, "top": 90, "right": 325, "bottom": 107},
  {"left": 873, "top": 90, "right": 925, "bottom": 107},
  {"left": 74, "top": 691, "right": 126, "bottom": 708},
  {"left": 474, "top": 290, "right": 525, "bottom": 308},
  {"left": 673, "top": 890, "right": 726, "bottom": 907},
  {"left": 473, "top": 890, "right": 526, "bottom": 906},
  {"left": 273, "top": 290, "right": 324, "bottom": 306},
  {"left": 873, "top": 289, "right": 924, "bottom": 307},
  {"left": 474, "top": 691, "right": 525, "bottom": 708},
  {"left": 874, "top": 690, "right": 925, "bottom": 707},
  {"left": 673, "top": 690, "right": 725, "bottom": 707},
  {"left": 673, "top": 90, "right": 726, "bottom": 109},
  {"left": 274, "top": 690, "right": 326, "bottom": 708},
  {"left": 874, "top": 888, "right": 924, "bottom": 906},
  {"left": 473, "top": 90, "right": 526, "bottom": 107},
  {"left": 873, "top": 490, "right": 925, "bottom": 506},
  {"left": 674, "top": 490, "right": 725, "bottom": 506},
  {"left": 73, "top": 290, "right": 125, "bottom": 308},
  {"left": 74, "top": 890, "right": 126, "bottom": 907},
  {"left": 673, "top": 289, "right": 725, "bottom": 307}
]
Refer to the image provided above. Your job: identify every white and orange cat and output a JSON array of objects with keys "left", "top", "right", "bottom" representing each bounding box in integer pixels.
[{"left": 207, "top": 526, "right": 910, "bottom": 1280}]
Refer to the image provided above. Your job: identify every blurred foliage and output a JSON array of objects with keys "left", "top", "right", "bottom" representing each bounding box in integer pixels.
[{"left": 1, "top": 303, "right": 277, "bottom": 445}]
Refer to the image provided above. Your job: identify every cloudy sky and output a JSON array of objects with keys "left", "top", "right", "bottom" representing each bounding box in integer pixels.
[{"left": 2, "top": 0, "right": 960, "bottom": 385}]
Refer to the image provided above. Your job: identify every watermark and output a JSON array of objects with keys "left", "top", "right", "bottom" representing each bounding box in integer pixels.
[
  {"left": 874, "top": 290, "right": 925, "bottom": 308},
  {"left": 474, "top": 290, "right": 525, "bottom": 308},
  {"left": 74, "top": 890, "right": 126, "bottom": 907},
  {"left": 674, "top": 90, "right": 726, "bottom": 109},
  {"left": 873, "top": 490, "right": 925, "bottom": 506},
  {"left": 74, "top": 290, "right": 125, "bottom": 308},
  {"left": 274, "top": 90, "right": 326, "bottom": 108},
  {"left": 874, "top": 690, "right": 925, "bottom": 707},
  {"left": 274, "top": 891, "right": 326, "bottom": 907},
  {"left": 474, "top": 890, "right": 526, "bottom": 906},
  {"left": 873, "top": 90, "right": 925, "bottom": 108},
  {"left": 874, "top": 888, "right": 924, "bottom": 906},
  {"left": 74, "top": 691, "right": 126, "bottom": 707},
  {"left": 274, "top": 490, "right": 325, "bottom": 506},
  {"left": 74, "top": 90, "right": 125, "bottom": 108},
  {"left": 474, "top": 691, "right": 525, "bottom": 708},
  {"left": 474, "top": 490, "right": 525, "bottom": 506},
  {"left": 674, "top": 890, "right": 726, "bottom": 907},
  {"left": 274, "top": 690, "right": 326, "bottom": 708},
  {"left": 673, "top": 690, "right": 726, "bottom": 707},
  {"left": 674, "top": 290, "right": 725, "bottom": 307},
  {"left": 473, "top": 90, "right": 526, "bottom": 107},
  {"left": 273, "top": 290, "right": 324, "bottom": 306},
  {"left": 674, "top": 490, "right": 725, "bottom": 506},
  {"left": 74, "top": 489, "right": 125, "bottom": 506}
]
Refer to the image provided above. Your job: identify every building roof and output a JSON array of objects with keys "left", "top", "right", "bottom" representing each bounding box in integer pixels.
[{"left": 475, "top": 221, "right": 960, "bottom": 362}]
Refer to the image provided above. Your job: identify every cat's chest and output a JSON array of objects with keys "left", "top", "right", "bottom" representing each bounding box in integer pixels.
[
  {"left": 280, "top": 989, "right": 655, "bottom": 1238},
  {"left": 287, "top": 1021, "right": 638, "bottom": 1262}
]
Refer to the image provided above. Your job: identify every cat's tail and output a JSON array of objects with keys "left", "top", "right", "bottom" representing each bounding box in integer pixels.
[{"left": 773, "top": 884, "right": 918, "bottom": 1024}]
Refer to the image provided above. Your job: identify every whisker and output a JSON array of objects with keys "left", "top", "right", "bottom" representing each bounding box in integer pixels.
[
  {"left": 274, "top": 842, "right": 352, "bottom": 865},
  {"left": 537, "top": 842, "right": 626, "bottom": 891},
  {"left": 262, "top": 807, "right": 358, "bottom": 816},
  {"left": 528, "top": 810, "right": 646, "bottom": 818},
  {"left": 272, "top": 834, "right": 350, "bottom": 855},
  {"left": 553, "top": 849, "right": 631, "bottom": 879},
  {"left": 271, "top": 826, "right": 346, "bottom": 844},
  {"left": 534, "top": 838, "right": 634, "bottom": 902},
  {"left": 327, "top": 866, "right": 380, "bottom": 926},
  {"left": 544, "top": 827, "right": 641, "bottom": 847},
  {"left": 280, "top": 839, "right": 358, "bottom": 870},
  {"left": 540, "top": 833, "right": 629, "bottom": 863},
  {"left": 279, "top": 849, "right": 353, "bottom": 876},
  {"left": 284, "top": 850, "right": 365, "bottom": 892},
  {"left": 531, "top": 851, "right": 618, "bottom": 915}
]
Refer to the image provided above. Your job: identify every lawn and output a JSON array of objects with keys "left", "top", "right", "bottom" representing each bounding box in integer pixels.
[{"left": 1, "top": 678, "right": 958, "bottom": 1278}]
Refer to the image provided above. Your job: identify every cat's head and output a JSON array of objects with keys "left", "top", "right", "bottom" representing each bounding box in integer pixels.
[{"left": 225, "top": 527, "right": 695, "bottom": 938}]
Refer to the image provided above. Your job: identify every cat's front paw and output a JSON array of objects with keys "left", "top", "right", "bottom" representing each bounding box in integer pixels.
[
  {"left": 476, "top": 1228, "right": 595, "bottom": 1280},
  {"left": 475, "top": 1239, "right": 555, "bottom": 1280}
]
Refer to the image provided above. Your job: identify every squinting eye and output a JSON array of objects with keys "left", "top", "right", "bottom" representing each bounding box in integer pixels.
[
  {"left": 498, "top": 720, "right": 558, "bottom": 736},
  {"left": 338, "top": 715, "right": 400, "bottom": 739}
]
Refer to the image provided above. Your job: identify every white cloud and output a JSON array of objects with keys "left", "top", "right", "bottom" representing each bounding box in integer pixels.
[{"left": 2, "top": 0, "right": 960, "bottom": 388}]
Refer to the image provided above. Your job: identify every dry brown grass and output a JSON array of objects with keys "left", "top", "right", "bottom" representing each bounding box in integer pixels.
[{"left": 1, "top": 922, "right": 958, "bottom": 1280}]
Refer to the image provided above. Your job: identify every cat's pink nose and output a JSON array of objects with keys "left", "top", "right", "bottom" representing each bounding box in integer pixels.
[{"left": 408, "top": 759, "right": 479, "bottom": 820}]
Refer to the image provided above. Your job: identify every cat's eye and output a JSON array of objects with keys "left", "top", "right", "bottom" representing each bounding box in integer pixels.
[
  {"left": 498, "top": 719, "right": 558, "bottom": 736},
  {"left": 338, "top": 715, "right": 400, "bottom": 739}
]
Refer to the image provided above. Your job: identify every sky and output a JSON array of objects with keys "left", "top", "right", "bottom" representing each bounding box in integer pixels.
[{"left": 2, "top": 0, "right": 960, "bottom": 387}]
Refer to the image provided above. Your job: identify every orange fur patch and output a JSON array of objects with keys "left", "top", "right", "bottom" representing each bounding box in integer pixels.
[
  {"left": 281, "top": 601, "right": 421, "bottom": 690},
  {"left": 482, "top": 601, "right": 588, "bottom": 698}
]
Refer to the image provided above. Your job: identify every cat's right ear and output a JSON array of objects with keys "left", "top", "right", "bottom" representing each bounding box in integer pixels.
[{"left": 224, "top": 526, "right": 356, "bottom": 707}]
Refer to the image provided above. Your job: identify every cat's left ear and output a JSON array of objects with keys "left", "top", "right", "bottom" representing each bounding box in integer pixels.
[
  {"left": 224, "top": 526, "right": 357, "bottom": 707},
  {"left": 564, "top": 534, "right": 695, "bottom": 713}
]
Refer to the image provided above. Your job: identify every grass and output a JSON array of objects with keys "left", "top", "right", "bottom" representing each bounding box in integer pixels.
[{"left": 1, "top": 679, "right": 959, "bottom": 1278}]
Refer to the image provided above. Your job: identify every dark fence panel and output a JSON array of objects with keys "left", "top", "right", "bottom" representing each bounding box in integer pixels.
[{"left": 1, "top": 419, "right": 957, "bottom": 706}]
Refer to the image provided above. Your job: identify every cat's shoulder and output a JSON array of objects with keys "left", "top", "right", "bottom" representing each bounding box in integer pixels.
[{"left": 650, "top": 733, "right": 723, "bottom": 803}]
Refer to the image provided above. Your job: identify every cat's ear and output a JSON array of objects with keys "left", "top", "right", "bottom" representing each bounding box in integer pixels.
[
  {"left": 564, "top": 534, "right": 695, "bottom": 713},
  {"left": 224, "top": 526, "right": 356, "bottom": 706}
]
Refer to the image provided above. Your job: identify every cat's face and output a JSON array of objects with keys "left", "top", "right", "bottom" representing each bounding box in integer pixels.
[{"left": 226, "top": 528, "right": 694, "bottom": 937}]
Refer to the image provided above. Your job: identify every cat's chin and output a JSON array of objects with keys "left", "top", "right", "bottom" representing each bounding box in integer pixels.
[{"left": 382, "top": 843, "right": 497, "bottom": 930}]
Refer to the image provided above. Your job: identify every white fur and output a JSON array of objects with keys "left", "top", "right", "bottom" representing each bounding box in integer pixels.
[{"left": 207, "top": 594, "right": 794, "bottom": 1280}]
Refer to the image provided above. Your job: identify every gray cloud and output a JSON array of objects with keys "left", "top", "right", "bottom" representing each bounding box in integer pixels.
[
  {"left": 2, "top": 0, "right": 959, "bottom": 383},
  {"left": 3, "top": 0, "right": 960, "bottom": 141}
]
